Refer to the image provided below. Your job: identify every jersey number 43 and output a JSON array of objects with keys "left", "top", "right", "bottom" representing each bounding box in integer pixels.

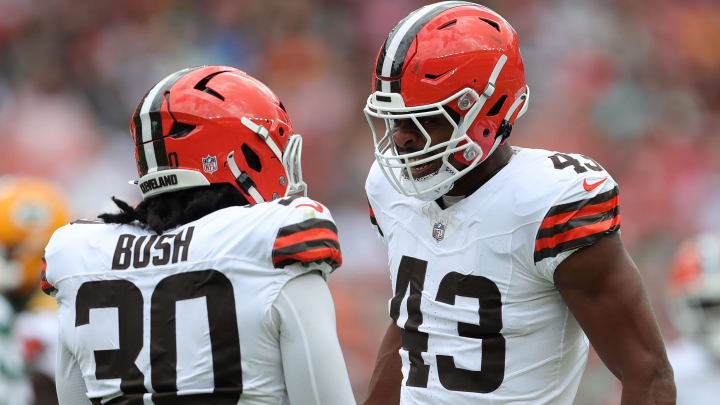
[{"left": 391, "top": 256, "right": 505, "bottom": 394}]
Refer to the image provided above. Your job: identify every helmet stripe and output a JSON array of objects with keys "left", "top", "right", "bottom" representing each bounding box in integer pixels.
[
  {"left": 376, "top": 1, "right": 473, "bottom": 93},
  {"left": 137, "top": 67, "right": 202, "bottom": 174},
  {"left": 132, "top": 94, "right": 149, "bottom": 174}
]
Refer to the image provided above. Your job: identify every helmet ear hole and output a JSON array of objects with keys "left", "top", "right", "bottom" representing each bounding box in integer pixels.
[
  {"left": 168, "top": 121, "right": 196, "bottom": 139},
  {"left": 241, "top": 144, "right": 262, "bottom": 172},
  {"left": 486, "top": 95, "right": 507, "bottom": 117}
]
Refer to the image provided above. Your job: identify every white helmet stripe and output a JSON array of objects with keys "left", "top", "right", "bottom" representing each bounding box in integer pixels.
[
  {"left": 136, "top": 67, "right": 201, "bottom": 173},
  {"left": 380, "top": 4, "right": 437, "bottom": 77},
  {"left": 139, "top": 73, "right": 177, "bottom": 173}
]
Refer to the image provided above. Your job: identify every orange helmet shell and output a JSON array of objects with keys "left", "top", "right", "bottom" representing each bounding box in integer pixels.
[
  {"left": 131, "top": 66, "right": 305, "bottom": 203},
  {"left": 371, "top": 2, "right": 527, "bottom": 162}
]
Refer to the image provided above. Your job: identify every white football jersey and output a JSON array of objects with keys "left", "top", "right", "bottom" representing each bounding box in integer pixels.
[
  {"left": 43, "top": 196, "right": 341, "bottom": 404},
  {"left": 366, "top": 147, "right": 621, "bottom": 405}
]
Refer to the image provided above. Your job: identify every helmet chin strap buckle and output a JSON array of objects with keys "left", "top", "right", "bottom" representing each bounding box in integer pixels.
[
  {"left": 482, "top": 82, "right": 496, "bottom": 99},
  {"left": 227, "top": 151, "right": 265, "bottom": 203}
]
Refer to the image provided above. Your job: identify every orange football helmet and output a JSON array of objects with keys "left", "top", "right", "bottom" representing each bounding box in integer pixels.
[
  {"left": 365, "top": 1, "right": 529, "bottom": 200},
  {"left": 0, "top": 177, "right": 70, "bottom": 295},
  {"left": 130, "top": 66, "right": 306, "bottom": 204}
]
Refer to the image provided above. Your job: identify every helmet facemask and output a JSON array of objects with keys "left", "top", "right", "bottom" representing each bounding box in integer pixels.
[
  {"left": 365, "top": 54, "right": 523, "bottom": 201},
  {"left": 227, "top": 117, "right": 307, "bottom": 203},
  {"left": 282, "top": 133, "right": 307, "bottom": 197},
  {"left": 365, "top": 88, "right": 490, "bottom": 201}
]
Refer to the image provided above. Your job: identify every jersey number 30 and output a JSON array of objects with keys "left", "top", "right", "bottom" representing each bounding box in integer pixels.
[
  {"left": 391, "top": 256, "right": 505, "bottom": 394},
  {"left": 75, "top": 269, "right": 242, "bottom": 404}
]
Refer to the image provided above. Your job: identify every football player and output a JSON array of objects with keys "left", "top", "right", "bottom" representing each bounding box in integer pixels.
[
  {"left": 666, "top": 233, "right": 720, "bottom": 405},
  {"left": 362, "top": 2, "right": 675, "bottom": 404},
  {"left": 0, "top": 176, "right": 70, "bottom": 405},
  {"left": 42, "top": 66, "right": 356, "bottom": 404}
]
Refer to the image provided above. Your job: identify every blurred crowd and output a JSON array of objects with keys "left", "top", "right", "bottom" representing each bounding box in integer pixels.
[{"left": 0, "top": 0, "right": 718, "bottom": 404}]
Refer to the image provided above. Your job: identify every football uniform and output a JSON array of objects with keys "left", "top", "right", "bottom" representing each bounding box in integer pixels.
[
  {"left": 43, "top": 196, "right": 341, "bottom": 404},
  {"left": 0, "top": 294, "right": 33, "bottom": 405},
  {"left": 366, "top": 146, "right": 620, "bottom": 404}
]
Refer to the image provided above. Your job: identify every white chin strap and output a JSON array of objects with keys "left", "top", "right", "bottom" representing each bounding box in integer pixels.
[
  {"left": 399, "top": 168, "right": 455, "bottom": 201},
  {"left": 227, "top": 150, "right": 265, "bottom": 203}
]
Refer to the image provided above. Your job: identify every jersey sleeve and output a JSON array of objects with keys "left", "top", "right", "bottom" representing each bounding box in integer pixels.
[
  {"left": 365, "top": 161, "right": 392, "bottom": 247},
  {"left": 271, "top": 197, "right": 342, "bottom": 277},
  {"left": 367, "top": 198, "right": 385, "bottom": 241},
  {"left": 56, "top": 329, "right": 92, "bottom": 405},
  {"left": 41, "top": 224, "right": 74, "bottom": 297},
  {"left": 40, "top": 255, "right": 57, "bottom": 297},
  {"left": 273, "top": 272, "right": 356, "bottom": 405},
  {"left": 534, "top": 169, "right": 621, "bottom": 281}
]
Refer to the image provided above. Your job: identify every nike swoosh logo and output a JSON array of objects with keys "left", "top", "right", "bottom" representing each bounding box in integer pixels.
[
  {"left": 296, "top": 202, "right": 324, "bottom": 213},
  {"left": 583, "top": 177, "right": 607, "bottom": 192}
]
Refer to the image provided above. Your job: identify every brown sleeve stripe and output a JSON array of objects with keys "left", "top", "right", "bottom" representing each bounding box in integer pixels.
[
  {"left": 537, "top": 206, "right": 619, "bottom": 239},
  {"left": 534, "top": 224, "right": 620, "bottom": 262},
  {"left": 273, "top": 238, "right": 341, "bottom": 258},
  {"left": 276, "top": 218, "right": 337, "bottom": 238},
  {"left": 274, "top": 228, "right": 339, "bottom": 250},
  {"left": 273, "top": 219, "right": 342, "bottom": 269},
  {"left": 272, "top": 247, "right": 342, "bottom": 269},
  {"left": 543, "top": 186, "right": 618, "bottom": 218},
  {"left": 540, "top": 194, "right": 619, "bottom": 232}
]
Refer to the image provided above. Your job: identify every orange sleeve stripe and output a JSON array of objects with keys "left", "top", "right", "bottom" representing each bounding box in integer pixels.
[
  {"left": 273, "top": 228, "right": 339, "bottom": 250},
  {"left": 272, "top": 247, "right": 342, "bottom": 266},
  {"left": 540, "top": 196, "right": 619, "bottom": 230},
  {"left": 535, "top": 215, "right": 621, "bottom": 251},
  {"left": 41, "top": 279, "right": 55, "bottom": 289}
]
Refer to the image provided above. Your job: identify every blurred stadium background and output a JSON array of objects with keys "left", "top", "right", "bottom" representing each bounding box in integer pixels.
[{"left": 0, "top": 0, "right": 718, "bottom": 403}]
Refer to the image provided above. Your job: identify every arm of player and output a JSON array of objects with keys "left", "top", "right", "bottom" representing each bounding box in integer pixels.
[
  {"left": 362, "top": 322, "right": 402, "bottom": 405},
  {"left": 554, "top": 232, "right": 676, "bottom": 405},
  {"left": 56, "top": 330, "right": 92, "bottom": 405},
  {"left": 273, "top": 271, "right": 356, "bottom": 405}
]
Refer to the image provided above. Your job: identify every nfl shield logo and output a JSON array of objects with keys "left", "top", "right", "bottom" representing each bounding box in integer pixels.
[
  {"left": 202, "top": 155, "right": 218, "bottom": 174},
  {"left": 432, "top": 222, "right": 445, "bottom": 242}
]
